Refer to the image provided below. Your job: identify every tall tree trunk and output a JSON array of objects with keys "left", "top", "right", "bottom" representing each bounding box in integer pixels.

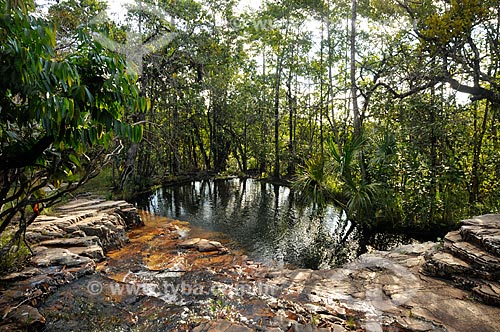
[
  {"left": 470, "top": 101, "right": 490, "bottom": 205},
  {"left": 273, "top": 54, "right": 283, "bottom": 179},
  {"left": 272, "top": 16, "right": 291, "bottom": 180},
  {"left": 319, "top": 19, "right": 325, "bottom": 158},
  {"left": 172, "top": 92, "right": 180, "bottom": 175},
  {"left": 350, "top": 0, "right": 367, "bottom": 181},
  {"left": 207, "top": 103, "right": 213, "bottom": 171},
  {"left": 120, "top": 5, "right": 145, "bottom": 190},
  {"left": 119, "top": 140, "right": 139, "bottom": 190},
  {"left": 242, "top": 111, "right": 248, "bottom": 172},
  {"left": 259, "top": 49, "right": 268, "bottom": 175},
  {"left": 308, "top": 90, "right": 314, "bottom": 154},
  {"left": 190, "top": 134, "right": 198, "bottom": 170},
  {"left": 350, "top": 0, "right": 360, "bottom": 138},
  {"left": 193, "top": 121, "right": 210, "bottom": 170},
  {"left": 327, "top": 0, "right": 341, "bottom": 150},
  {"left": 287, "top": 63, "right": 295, "bottom": 177}
]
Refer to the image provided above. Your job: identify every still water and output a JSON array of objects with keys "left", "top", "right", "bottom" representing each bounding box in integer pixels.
[{"left": 135, "top": 178, "right": 408, "bottom": 269}]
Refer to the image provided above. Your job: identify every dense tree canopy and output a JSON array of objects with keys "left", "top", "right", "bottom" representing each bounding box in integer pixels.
[
  {"left": 2, "top": 0, "right": 500, "bottom": 254},
  {"left": 99, "top": 0, "right": 499, "bottom": 233}
]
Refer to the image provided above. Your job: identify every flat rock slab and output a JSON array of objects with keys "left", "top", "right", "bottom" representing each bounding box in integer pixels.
[
  {"left": 0, "top": 267, "right": 42, "bottom": 283},
  {"left": 31, "top": 248, "right": 94, "bottom": 267},
  {"left": 67, "top": 245, "right": 105, "bottom": 261},
  {"left": 55, "top": 199, "right": 130, "bottom": 213},
  {"left": 444, "top": 230, "right": 462, "bottom": 243},
  {"left": 461, "top": 214, "right": 500, "bottom": 229},
  {"left": 5, "top": 209, "right": 500, "bottom": 332},
  {"left": 423, "top": 251, "right": 473, "bottom": 278},
  {"left": 53, "top": 199, "right": 105, "bottom": 211},
  {"left": 38, "top": 274, "right": 183, "bottom": 332},
  {"left": 4, "top": 305, "right": 45, "bottom": 330},
  {"left": 38, "top": 236, "right": 102, "bottom": 248},
  {"left": 460, "top": 215, "right": 500, "bottom": 257},
  {"left": 266, "top": 242, "right": 500, "bottom": 332},
  {"left": 447, "top": 240, "right": 500, "bottom": 272}
]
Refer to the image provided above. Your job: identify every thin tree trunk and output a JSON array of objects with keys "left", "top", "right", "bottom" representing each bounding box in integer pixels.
[
  {"left": 327, "top": 0, "right": 341, "bottom": 150},
  {"left": 287, "top": 65, "right": 295, "bottom": 177},
  {"left": 470, "top": 101, "right": 490, "bottom": 204},
  {"left": 172, "top": 92, "right": 180, "bottom": 175},
  {"left": 350, "top": 0, "right": 367, "bottom": 181},
  {"left": 319, "top": 19, "right": 325, "bottom": 158},
  {"left": 273, "top": 54, "right": 283, "bottom": 179},
  {"left": 350, "top": 0, "right": 360, "bottom": 138}
]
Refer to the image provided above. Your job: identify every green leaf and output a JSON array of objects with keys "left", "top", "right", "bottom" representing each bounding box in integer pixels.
[{"left": 68, "top": 153, "right": 81, "bottom": 167}]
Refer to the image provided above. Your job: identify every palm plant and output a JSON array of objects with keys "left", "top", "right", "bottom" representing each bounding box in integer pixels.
[
  {"left": 292, "top": 155, "right": 333, "bottom": 209},
  {"left": 327, "top": 136, "right": 381, "bottom": 227},
  {"left": 292, "top": 134, "right": 387, "bottom": 255}
]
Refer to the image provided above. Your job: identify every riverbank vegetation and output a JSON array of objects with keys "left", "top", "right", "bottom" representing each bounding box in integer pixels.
[
  {"left": 2, "top": 0, "right": 500, "bottom": 257},
  {"left": 104, "top": 0, "right": 500, "bottom": 235}
]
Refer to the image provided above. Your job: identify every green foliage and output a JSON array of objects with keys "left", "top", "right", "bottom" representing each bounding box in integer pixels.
[
  {"left": 48, "top": 0, "right": 108, "bottom": 31},
  {"left": 326, "top": 136, "right": 383, "bottom": 227},
  {"left": 293, "top": 136, "right": 383, "bottom": 228},
  {"left": 207, "top": 291, "right": 236, "bottom": 320},
  {"left": 11, "top": 0, "right": 499, "bottom": 241},
  {"left": 114, "top": 0, "right": 499, "bottom": 237},
  {"left": 419, "top": 0, "right": 489, "bottom": 45},
  {"left": 0, "top": 231, "right": 31, "bottom": 274},
  {"left": 0, "top": 0, "right": 147, "bottom": 252},
  {"left": 74, "top": 166, "right": 115, "bottom": 198},
  {"left": 293, "top": 156, "right": 335, "bottom": 208}
]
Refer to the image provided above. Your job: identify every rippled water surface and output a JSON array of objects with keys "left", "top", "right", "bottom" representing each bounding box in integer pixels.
[{"left": 135, "top": 178, "right": 408, "bottom": 268}]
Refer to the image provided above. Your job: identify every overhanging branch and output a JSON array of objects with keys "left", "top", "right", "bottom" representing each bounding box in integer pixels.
[{"left": 443, "top": 76, "right": 500, "bottom": 103}]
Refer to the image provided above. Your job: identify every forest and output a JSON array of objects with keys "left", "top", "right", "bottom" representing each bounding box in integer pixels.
[{"left": 1, "top": 0, "right": 500, "bottom": 254}]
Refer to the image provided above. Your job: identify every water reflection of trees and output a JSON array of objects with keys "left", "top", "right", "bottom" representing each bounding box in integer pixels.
[{"left": 137, "top": 179, "right": 408, "bottom": 269}]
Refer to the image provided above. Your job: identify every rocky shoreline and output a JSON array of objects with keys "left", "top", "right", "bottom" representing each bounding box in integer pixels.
[
  {"left": 1, "top": 199, "right": 499, "bottom": 332},
  {"left": 0, "top": 199, "right": 144, "bottom": 331}
]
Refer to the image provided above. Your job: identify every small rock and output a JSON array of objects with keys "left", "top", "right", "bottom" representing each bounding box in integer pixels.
[
  {"left": 303, "top": 303, "right": 329, "bottom": 314},
  {"left": 197, "top": 239, "right": 228, "bottom": 253},
  {"left": 332, "top": 324, "right": 347, "bottom": 332},
  {"left": 178, "top": 238, "right": 229, "bottom": 253},
  {"left": 178, "top": 238, "right": 201, "bottom": 249}
]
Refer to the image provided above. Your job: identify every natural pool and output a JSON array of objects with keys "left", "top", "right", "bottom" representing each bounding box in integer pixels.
[{"left": 135, "top": 178, "right": 410, "bottom": 269}]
